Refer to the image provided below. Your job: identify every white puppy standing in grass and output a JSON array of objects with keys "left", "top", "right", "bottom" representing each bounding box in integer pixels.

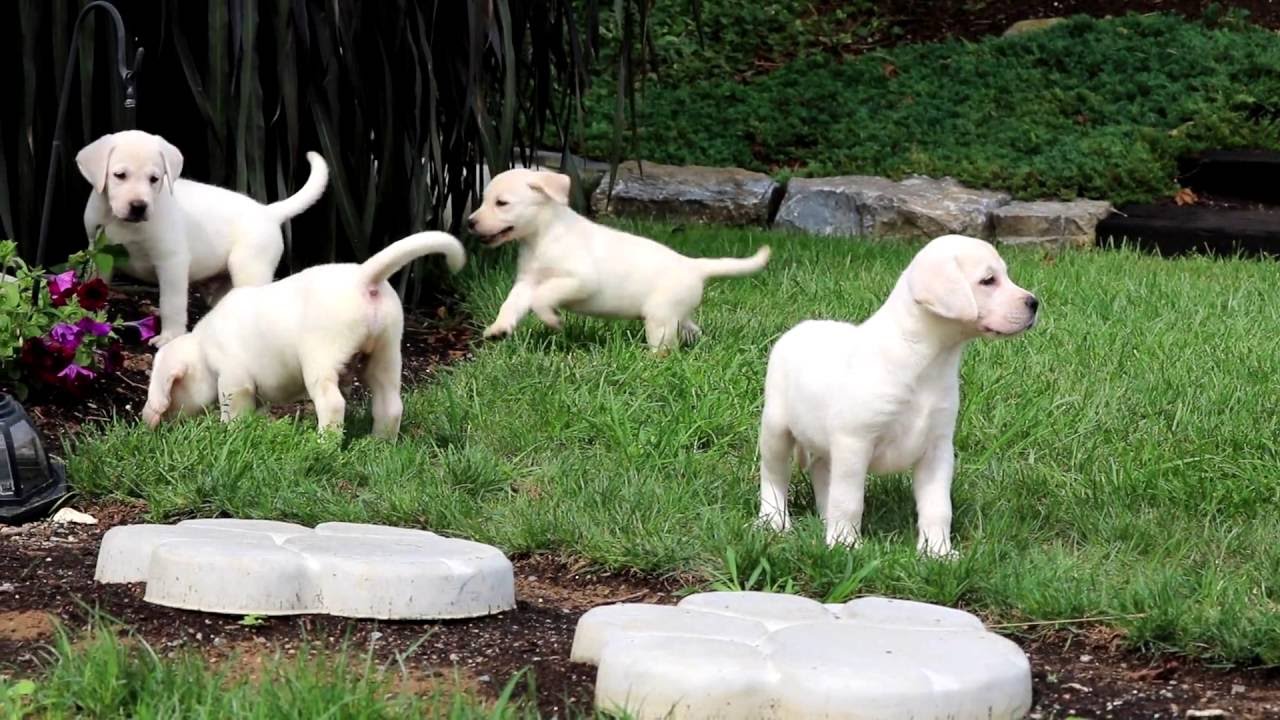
[
  {"left": 142, "top": 232, "right": 466, "bottom": 440},
  {"left": 758, "top": 234, "right": 1039, "bottom": 557},
  {"left": 77, "top": 130, "right": 329, "bottom": 347},
  {"left": 467, "top": 168, "right": 771, "bottom": 351}
]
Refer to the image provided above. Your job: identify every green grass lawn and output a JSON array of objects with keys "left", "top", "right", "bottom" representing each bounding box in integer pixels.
[
  {"left": 580, "top": 13, "right": 1280, "bottom": 204},
  {"left": 68, "top": 223, "right": 1280, "bottom": 664},
  {"left": 0, "top": 623, "right": 540, "bottom": 719}
]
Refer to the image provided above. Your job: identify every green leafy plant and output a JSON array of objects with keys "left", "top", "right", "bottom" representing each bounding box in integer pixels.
[{"left": 0, "top": 238, "right": 150, "bottom": 400}]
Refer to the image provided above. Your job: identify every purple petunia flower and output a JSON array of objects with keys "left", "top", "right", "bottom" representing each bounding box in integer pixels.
[
  {"left": 57, "top": 363, "right": 96, "bottom": 382},
  {"left": 123, "top": 315, "right": 159, "bottom": 342},
  {"left": 48, "top": 322, "right": 83, "bottom": 349},
  {"left": 76, "top": 316, "right": 114, "bottom": 337},
  {"left": 47, "top": 270, "right": 77, "bottom": 306}
]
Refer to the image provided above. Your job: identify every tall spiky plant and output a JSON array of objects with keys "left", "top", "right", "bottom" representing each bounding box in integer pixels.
[{"left": 0, "top": 0, "right": 650, "bottom": 302}]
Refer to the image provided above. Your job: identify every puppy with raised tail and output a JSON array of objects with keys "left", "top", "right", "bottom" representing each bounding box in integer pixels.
[
  {"left": 467, "top": 168, "right": 770, "bottom": 351},
  {"left": 757, "top": 234, "right": 1039, "bottom": 557},
  {"left": 142, "top": 232, "right": 466, "bottom": 440},
  {"left": 77, "top": 130, "right": 329, "bottom": 347}
]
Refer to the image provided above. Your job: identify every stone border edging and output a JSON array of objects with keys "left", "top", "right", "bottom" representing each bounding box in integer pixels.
[{"left": 534, "top": 152, "right": 1113, "bottom": 249}]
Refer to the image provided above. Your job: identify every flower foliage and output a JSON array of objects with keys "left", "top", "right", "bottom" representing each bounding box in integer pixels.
[{"left": 1, "top": 239, "right": 153, "bottom": 400}]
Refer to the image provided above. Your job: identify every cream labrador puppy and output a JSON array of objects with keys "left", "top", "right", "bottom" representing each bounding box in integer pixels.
[
  {"left": 142, "top": 231, "right": 466, "bottom": 440},
  {"left": 757, "top": 234, "right": 1039, "bottom": 557},
  {"left": 468, "top": 168, "right": 770, "bottom": 351},
  {"left": 77, "top": 130, "right": 329, "bottom": 347}
]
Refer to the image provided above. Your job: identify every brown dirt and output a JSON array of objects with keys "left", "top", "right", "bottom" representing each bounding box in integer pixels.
[
  {"left": 0, "top": 611, "right": 56, "bottom": 643},
  {"left": 2, "top": 502, "right": 1278, "bottom": 718}
]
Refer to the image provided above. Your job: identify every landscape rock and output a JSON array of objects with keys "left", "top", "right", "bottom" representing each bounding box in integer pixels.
[
  {"left": 1003, "top": 18, "right": 1065, "bottom": 36},
  {"left": 992, "top": 199, "right": 1113, "bottom": 248},
  {"left": 591, "top": 161, "right": 783, "bottom": 226},
  {"left": 51, "top": 507, "right": 98, "bottom": 525},
  {"left": 775, "top": 175, "right": 1011, "bottom": 240}
]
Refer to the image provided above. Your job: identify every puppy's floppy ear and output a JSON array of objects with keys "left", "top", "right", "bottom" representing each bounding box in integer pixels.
[
  {"left": 907, "top": 251, "right": 978, "bottom": 323},
  {"left": 156, "top": 136, "right": 184, "bottom": 195},
  {"left": 527, "top": 172, "right": 571, "bottom": 205},
  {"left": 144, "top": 360, "right": 187, "bottom": 429},
  {"left": 76, "top": 135, "right": 117, "bottom": 194}
]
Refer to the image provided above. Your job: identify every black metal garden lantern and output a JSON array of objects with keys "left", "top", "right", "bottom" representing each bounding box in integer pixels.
[{"left": 0, "top": 394, "right": 68, "bottom": 524}]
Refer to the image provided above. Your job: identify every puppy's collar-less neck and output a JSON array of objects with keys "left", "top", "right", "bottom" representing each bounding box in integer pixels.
[{"left": 862, "top": 283, "right": 974, "bottom": 368}]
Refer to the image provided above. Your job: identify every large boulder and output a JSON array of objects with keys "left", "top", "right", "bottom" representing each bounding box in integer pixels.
[
  {"left": 992, "top": 200, "right": 1113, "bottom": 249},
  {"left": 591, "top": 161, "right": 783, "bottom": 226},
  {"left": 774, "top": 175, "right": 1011, "bottom": 240}
]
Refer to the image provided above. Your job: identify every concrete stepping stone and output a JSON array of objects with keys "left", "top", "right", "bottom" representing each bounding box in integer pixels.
[
  {"left": 572, "top": 591, "right": 1031, "bottom": 720},
  {"left": 95, "top": 519, "right": 515, "bottom": 620}
]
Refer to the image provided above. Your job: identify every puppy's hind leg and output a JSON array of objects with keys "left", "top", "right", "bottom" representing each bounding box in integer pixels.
[
  {"left": 226, "top": 235, "right": 282, "bottom": 288},
  {"left": 643, "top": 316, "right": 683, "bottom": 354},
  {"left": 757, "top": 412, "right": 795, "bottom": 533},
  {"left": 646, "top": 282, "right": 703, "bottom": 352},
  {"left": 304, "top": 365, "right": 348, "bottom": 437},
  {"left": 363, "top": 338, "right": 404, "bottom": 441}
]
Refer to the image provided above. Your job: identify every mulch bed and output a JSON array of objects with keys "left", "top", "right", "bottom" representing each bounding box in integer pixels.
[
  {"left": 788, "top": 1, "right": 1280, "bottom": 61},
  {"left": 2, "top": 502, "right": 1279, "bottom": 718}
]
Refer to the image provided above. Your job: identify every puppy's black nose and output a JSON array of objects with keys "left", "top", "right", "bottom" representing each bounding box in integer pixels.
[
  {"left": 128, "top": 201, "right": 148, "bottom": 219},
  {"left": 1026, "top": 295, "right": 1040, "bottom": 314}
]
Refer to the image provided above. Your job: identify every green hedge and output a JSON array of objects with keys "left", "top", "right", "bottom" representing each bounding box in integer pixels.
[{"left": 582, "top": 14, "right": 1280, "bottom": 204}]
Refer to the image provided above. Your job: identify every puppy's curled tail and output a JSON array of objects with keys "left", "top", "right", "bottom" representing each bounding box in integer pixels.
[
  {"left": 692, "top": 246, "right": 771, "bottom": 280},
  {"left": 266, "top": 152, "right": 330, "bottom": 222},
  {"left": 359, "top": 231, "right": 466, "bottom": 286}
]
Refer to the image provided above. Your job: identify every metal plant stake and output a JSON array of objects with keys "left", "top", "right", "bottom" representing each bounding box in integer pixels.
[{"left": 33, "top": 0, "right": 144, "bottom": 302}]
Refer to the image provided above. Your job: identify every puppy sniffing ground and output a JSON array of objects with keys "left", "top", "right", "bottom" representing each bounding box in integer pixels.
[
  {"left": 468, "top": 168, "right": 770, "bottom": 351},
  {"left": 758, "top": 234, "right": 1039, "bottom": 557},
  {"left": 142, "top": 232, "right": 466, "bottom": 440},
  {"left": 77, "top": 130, "right": 328, "bottom": 347}
]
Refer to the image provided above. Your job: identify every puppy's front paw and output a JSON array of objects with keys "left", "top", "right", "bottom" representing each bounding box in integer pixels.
[
  {"left": 754, "top": 512, "right": 791, "bottom": 533},
  {"left": 536, "top": 311, "right": 563, "bottom": 331},
  {"left": 825, "top": 524, "right": 863, "bottom": 549},
  {"left": 483, "top": 322, "right": 513, "bottom": 340},
  {"left": 150, "top": 330, "right": 182, "bottom": 348},
  {"left": 917, "top": 535, "right": 958, "bottom": 561}
]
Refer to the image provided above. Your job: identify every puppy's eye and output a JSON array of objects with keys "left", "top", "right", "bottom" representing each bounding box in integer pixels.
[
  {"left": 113, "top": 171, "right": 127, "bottom": 180},
  {"left": 495, "top": 199, "right": 508, "bottom": 207},
  {"left": 979, "top": 276, "right": 997, "bottom": 286},
  {"left": 149, "top": 175, "right": 161, "bottom": 185}
]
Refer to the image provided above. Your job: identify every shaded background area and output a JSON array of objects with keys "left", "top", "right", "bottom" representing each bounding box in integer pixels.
[{"left": 1, "top": 0, "right": 595, "bottom": 302}]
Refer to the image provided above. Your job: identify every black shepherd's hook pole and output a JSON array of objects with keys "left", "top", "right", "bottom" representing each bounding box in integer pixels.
[{"left": 33, "top": 0, "right": 143, "bottom": 303}]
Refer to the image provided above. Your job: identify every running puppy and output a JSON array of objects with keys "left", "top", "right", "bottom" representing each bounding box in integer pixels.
[
  {"left": 142, "top": 232, "right": 466, "bottom": 440},
  {"left": 467, "top": 168, "right": 770, "bottom": 351},
  {"left": 77, "top": 130, "right": 329, "bottom": 346},
  {"left": 757, "top": 234, "right": 1039, "bottom": 557}
]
